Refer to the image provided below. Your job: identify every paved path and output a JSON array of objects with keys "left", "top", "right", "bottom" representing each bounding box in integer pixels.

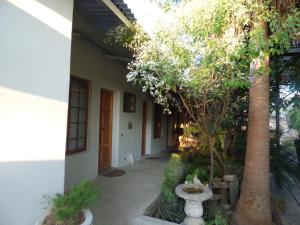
[
  {"left": 91, "top": 155, "right": 168, "bottom": 225},
  {"left": 272, "top": 180, "right": 300, "bottom": 225},
  {"left": 90, "top": 153, "right": 300, "bottom": 225}
]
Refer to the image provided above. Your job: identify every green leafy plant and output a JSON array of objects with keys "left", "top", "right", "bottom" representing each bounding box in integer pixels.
[
  {"left": 185, "top": 166, "right": 209, "bottom": 184},
  {"left": 158, "top": 154, "right": 185, "bottom": 223},
  {"left": 185, "top": 174, "right": 194, "bottom": 183},
  {"left": 207, "top": 213, "right": 229, "bottom": 225},
  {"left": 48, "top": 181, "right": 100, "bottom": 224}
]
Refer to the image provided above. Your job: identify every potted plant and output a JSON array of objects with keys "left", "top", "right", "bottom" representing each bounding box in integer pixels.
[{"left": 35, "top": 181, "right": 100, "bottom": 225}]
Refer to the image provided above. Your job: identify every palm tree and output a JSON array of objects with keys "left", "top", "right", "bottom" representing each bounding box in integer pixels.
[
  {"left": 232, "top": 20, "right": 272, "bottom": 225},
  {"left": 233, "top": 0, "right": 299, "bottom": 222}
]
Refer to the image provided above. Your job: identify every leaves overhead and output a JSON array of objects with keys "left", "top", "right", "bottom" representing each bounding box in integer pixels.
[{"left": 106, "top": 0, "right": 300, "bottom": 181}]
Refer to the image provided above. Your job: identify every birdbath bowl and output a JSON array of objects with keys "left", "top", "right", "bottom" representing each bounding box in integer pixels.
[{"left": 175, "top": 184, "right": 213, "bottom": 225}]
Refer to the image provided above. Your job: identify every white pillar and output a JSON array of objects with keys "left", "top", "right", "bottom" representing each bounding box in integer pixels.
[{"left": 0, "top": 1, "right": 74, "bottom": 224}]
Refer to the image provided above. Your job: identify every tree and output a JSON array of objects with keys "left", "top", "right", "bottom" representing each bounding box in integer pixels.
[
  {"left": 123, "top": 0, "right": 252, "bottom": 183},
  {"left": 233, "top": 1, "right": 300, "bottom": 225},
  {"left": 107, "top": 0, "right": 300, "bottom": 224},
  {"left": 232, "top": 20, "right": 272, "bottom": 225}
]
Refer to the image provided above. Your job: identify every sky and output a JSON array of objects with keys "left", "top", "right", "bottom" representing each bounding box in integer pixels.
[{"left": 123, "top": 0, "right": 164, "bottom": 35}]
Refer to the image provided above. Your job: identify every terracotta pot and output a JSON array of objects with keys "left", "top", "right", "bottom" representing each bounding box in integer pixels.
[{"left": 34, "top": 209, "right": 93, "bottom": 225}]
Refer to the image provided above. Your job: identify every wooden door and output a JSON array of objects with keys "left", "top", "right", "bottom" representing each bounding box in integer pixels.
[
  {"left": 99, "top": 89, "right": 113, "bottom": 172},
  {"left": 141, "top": 101, "right": 147, "bottom": 156}
]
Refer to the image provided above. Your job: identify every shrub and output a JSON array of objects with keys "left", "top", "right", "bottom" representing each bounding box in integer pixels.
[
  {"left": 207, "top": 213, "right": 228, "bottom": 225},
  {"left": 185, "top": 166, "right": 209, "bottom": 184},
  {"left": 158, "top": 154, "right": 186, "bottom": 223},
  {"left": 49, "top": 181, "right": 100, "bottom": 224}
]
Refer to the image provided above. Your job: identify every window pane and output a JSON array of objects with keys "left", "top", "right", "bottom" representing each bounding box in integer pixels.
[
  {"left": 123, "top": 92, "right": 136, "bottom": 112},
  {"left": 80, "top": 84, "right": 88, "bottom": 94},
  {"left": 68, "top": 139, "right": 77, "bottom": 152},
  {"left": 67, "top": 77, "right": 89, "bottom": 154},
  {"left": 71, "top": 92, "right": 79, "bottom": 107},
  {"left": 70, "top": 108, "right": 78, "bottom": 123},
  {"left": 129, "top": 104, "right": 135, "bottom": 112},
  {"left": 78, "top": 124, "right": 86, "bottom": 138},
  {"left": 69, "top": 124, "right": 78, "bottom": 139},
  {"left": 79, "top": 94, "right": 87, "bottom": 108},
  {"left": 79, "top": 109, "right": 86, "bottom": 123},
  {"left": 78, "top": 138, "right": 85, "bottom": 150},
  {"left": 71, "top": 79, "right": 79, "bottom": 92}
]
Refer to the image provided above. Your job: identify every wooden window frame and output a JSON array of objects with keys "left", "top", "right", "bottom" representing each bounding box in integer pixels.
[
  {"left": 66, "top": 75, "right": 89, "bottom": 155},
  {"left": 153, "top": 104, "right": 162, "bottom": 139},
  {"left": 123, "top": 92, "right": 136, "bottom": 113}
]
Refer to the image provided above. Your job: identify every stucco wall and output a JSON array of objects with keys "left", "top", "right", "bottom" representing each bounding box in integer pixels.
[
  {"left": 65, "top": 35, "right": 168, "bottom": 189},
  {"left": 0, "top": 1, "right": 73, "bottom": 225}
]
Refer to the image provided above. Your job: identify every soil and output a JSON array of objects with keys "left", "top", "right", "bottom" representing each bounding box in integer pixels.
[
  {"left": 183, "top": 187, "right": 203, "bottom": 194},
  {"left": 42, "top": 212, "right": 85, "bottom": 225}
]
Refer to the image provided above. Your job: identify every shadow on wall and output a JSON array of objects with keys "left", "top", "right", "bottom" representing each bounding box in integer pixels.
[{"left": 0, "top": 0, "right": 73, "bottom": 103}]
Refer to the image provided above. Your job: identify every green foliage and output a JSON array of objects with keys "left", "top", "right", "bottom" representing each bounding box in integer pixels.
[
  {"left": 160, "top": 155, "right": 182, "bottom": 202},
  {"left": 106, "top": 0, "right": 300, "bottom": 111},
  {"left": 269, "top": 9, "right": 300, "bottom": 55},
  {"left": 49, "top": 181, "right": 100, "bottom": 224},
  {"left": 185, "top": 174, "right": 194, "bottom": 183},
  {"left": 105, "top": 23, "right": 148, "bottom": 52},
  {"left": 159, "top": 154, "right": 185, "bottom": 223},
  {"left": 182, "top": 150, "right": 217, "bottom": 182},
  {"left": 207, "top": 213, "right": 229, "bottom": 225},
  {"left": 185, "top": 166, "right": 209, "bottom": 184},
  {"left": 154, "top": 0, "right": 182, "bottom": 12},
  {"left": 107, "top": 0, "right": 300, "bottom": 184}
]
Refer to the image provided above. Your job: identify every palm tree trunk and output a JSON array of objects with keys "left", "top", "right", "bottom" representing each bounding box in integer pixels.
[{"left": 232, "top": 21, "right": 272, "bottom": 225}]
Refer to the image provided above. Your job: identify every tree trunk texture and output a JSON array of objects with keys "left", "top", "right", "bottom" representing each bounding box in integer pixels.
[
  {"left": 232, "top": 63, "right": 272, "bottom": 225},
  {"left": 232, "top": 19, "right": 272, "bottom": 225}
]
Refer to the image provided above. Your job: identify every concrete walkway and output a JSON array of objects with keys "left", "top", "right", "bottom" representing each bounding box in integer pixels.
[
  {"left": 91, "top": 155, "right": 169, "bottom": 225},
  {"left": 272, "top": 183, "right": 300, "bottom": 225}
]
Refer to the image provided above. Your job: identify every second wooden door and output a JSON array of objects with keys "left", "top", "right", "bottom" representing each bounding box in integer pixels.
[{"left": 99, "top": 89, "right": 113, "bottom": 172}]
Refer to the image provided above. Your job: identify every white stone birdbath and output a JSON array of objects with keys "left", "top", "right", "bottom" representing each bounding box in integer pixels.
[{"left": 175, "top": 183, "right": 213, "bottom": 225}]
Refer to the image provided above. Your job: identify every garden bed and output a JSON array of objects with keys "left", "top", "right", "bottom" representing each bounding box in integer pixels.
[
  {"left": 141, "top": 195, "right": 179, "bottom": 225},
  {"left": 131, "top": 215, "right": 178, "bottom": 225}
]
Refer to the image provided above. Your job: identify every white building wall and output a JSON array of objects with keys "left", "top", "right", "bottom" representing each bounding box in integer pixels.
[
  {"left": 0, "top": 1, "right": 73, "bottom": 225},
  {"left": 65, "top": 35, "right": 168, "bottom": 189}
]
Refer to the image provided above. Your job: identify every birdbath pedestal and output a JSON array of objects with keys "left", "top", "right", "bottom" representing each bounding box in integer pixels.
[{"left": 175, "top": 184, "right": 213, "bottom": 225}]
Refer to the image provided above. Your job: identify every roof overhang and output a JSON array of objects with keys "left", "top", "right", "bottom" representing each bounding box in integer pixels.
[{"left": 73, "top": 0, "right": 136, "bottom": 60}]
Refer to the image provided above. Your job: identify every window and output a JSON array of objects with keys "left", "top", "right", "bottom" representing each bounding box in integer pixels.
[
  {"left": 154, "top": 104, "right": 162, "bottom": 138},
  {"left": 123, "top": 92, "right": 136, "bottom": 113},
  {"left": 66, "top": 76, "right": 89, "bottom": 155}
]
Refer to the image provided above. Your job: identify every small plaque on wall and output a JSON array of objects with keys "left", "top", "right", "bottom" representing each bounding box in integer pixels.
[{"left": 123, "top": 92, "right": 136, "bottom": 113}]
